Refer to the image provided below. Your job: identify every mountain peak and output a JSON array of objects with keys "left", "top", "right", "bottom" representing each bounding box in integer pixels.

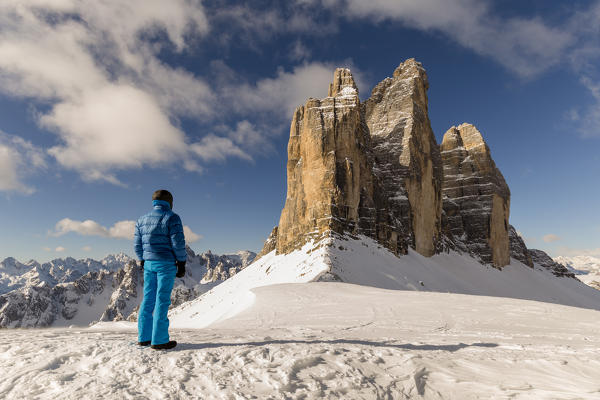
[
  {"left": 258, "top": 59, "right": 524, "bottom": 269},
  {"left": 327, "top": 67, "right": 358, "bottom": 97}
]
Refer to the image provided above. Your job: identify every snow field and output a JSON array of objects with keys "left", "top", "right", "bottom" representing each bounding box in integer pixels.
[{"left": 1, "top": 282, "right": 599, "bottom": 399}]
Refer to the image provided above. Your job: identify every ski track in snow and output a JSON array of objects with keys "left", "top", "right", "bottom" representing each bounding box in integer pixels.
[{"left": 1, "top": 282, "right": 600, "bottom": 400}]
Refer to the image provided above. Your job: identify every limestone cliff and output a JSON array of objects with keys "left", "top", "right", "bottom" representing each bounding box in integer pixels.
[
  {"left": 508, "top": 225, "right": 534, "bottom": 268},
  {"left": 440, "top": 123, "right": 511, "bottom": 267},
  {"left": 276, "top": 68, "right": 377, "bottom": 254},
  {"left": 259, "top": 59, "right": 530, "bottom": 271},
  {"left": 529, "top": 249, "right": 576, "bottom": 278},
  {"left": 363, "top": 58, "right": 443, "bottom": 257},
  {"left": 273, "top": 60, "right": 444, "bottom": 257}
]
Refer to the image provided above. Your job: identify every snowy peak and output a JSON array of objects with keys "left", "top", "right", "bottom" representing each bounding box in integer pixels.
[
  {"left": 327, "top": 67, "right": 358, "bottom": 97},
  {"left": 0, "top": 249, "right": 256, "bottom": 328}
]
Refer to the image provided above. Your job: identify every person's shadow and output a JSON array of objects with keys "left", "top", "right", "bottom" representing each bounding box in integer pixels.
[{"left": 172, "top": 339, "right": 498, "bottom": 352}]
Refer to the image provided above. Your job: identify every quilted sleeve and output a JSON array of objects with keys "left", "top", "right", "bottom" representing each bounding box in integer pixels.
[
  {"left": 134, "top": 219, "right": 144, "bottom": 260},
  {"left": 168, "top": 213, "right": 187, "bottom": 262}
]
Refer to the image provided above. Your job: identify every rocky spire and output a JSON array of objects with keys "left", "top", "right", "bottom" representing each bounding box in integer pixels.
[
  {"left": 440, "top": 123, "right": 511, "bottom": 267},
  {"left": 363, "top": 58, "right": 443, "bottom": 257},
  {"left": 508, "top": 225, "right": 533, "bottom": 268},
  {"left": 328, "top": 68, "right": 358, "bottom": 97},
  {"left": 259, "top": 60, "right": 525, "bottom": 271},
  {"left": 276, "top": 67, "right": 376, "bottom": 254}
]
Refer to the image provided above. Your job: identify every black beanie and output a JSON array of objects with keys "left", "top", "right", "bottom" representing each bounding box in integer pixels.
[{"left": 152, "top": 189, "right": 173, "bottom": 209}]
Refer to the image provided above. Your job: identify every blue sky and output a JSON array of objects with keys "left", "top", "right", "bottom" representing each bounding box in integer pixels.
[{"left": 1, "top": 0, "right": 599, "bottom": 262}]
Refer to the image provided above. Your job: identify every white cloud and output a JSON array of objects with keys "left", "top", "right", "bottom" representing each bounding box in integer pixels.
[
  {"left": 42, "top": 247, "right": 52, "bottom": 252},
  {"left": 223, "top": 61, "right": 367, "bottom": 118},
  {"left": 41, "top": 84, "right": 188, "bottom": 181},
  {"left": 0, "top": 1, "right": 214, "bottom": 183},
  {"left": 51, "top": 217, "right": 201, "bottom": 243},
  {"left": 543, "top": 234, "right": 562, "bottom": 243},
  {"left": 82, "top": 246, "right": 92, "bottom": 252},
  {"left": 55, "top": 246, "right": 66, "bottom": 252},
  {"left": 108, "top": 221, "right": 137, "bottom": 240},
  {"left": 53, "top": 218, "right": 107, "bottom": 237},
  {"left": 190, "top": 135, "right": 252, "bottom": 163},
  {"left": 0, "top": 131, "right": 46, "bottom": 193},
  {"left": 297, "top": 0, "right": 600, "bottom": 135},
  {"left": 289, "top": 40, "right": 312, "bottom": 61},
  {"left": 183, "top": 226, "right": 202, "bottom": 243},
  {"left": 302, "top": 0, "right": 574, "bottom": 78},
  {"left": 209, "top": 4, "right": 337, "bottom": 46}
]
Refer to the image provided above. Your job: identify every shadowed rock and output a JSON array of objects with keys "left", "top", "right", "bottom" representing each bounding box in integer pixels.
[
  {"left": 440, "top": 123, "right": 511, "bottom": 267},
  {"left": 364, "top": 59, "right": 443, "bottom": 257}
]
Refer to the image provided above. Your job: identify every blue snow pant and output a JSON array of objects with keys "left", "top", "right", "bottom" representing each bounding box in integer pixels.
[{"left": 138, "top": 260, "right": 177, "bottom": 345}]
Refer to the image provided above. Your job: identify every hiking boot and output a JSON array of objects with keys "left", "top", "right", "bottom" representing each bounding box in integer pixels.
[
  {"left": 151, "top": 340, "right": 177, "bottom": 350},
  {"left": 138, "top": 341, "right": 151, "bottom": 346}
]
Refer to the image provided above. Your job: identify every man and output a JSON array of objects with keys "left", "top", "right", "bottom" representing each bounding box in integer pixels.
[{"left": 134, "top": 189, "right": 186, "bottom": 350}]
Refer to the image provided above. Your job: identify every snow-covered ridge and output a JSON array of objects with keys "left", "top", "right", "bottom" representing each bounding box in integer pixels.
[
  {"left": 170, "top": 235, "right": 600, "bottom": 329},
  {"left": 0, "top": 248, "right": 255, "bottom": 328},
  {"left": 0, "top": 253, "right": 131, "bottom": 295}
]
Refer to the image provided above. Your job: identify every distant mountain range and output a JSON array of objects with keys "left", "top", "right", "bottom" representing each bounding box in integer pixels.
[
  {"left": 554, "top": 256, "right": 600, "bottom": 290},
  {"left": 0, "top": 247, "right": 255, "bottom": 328}
]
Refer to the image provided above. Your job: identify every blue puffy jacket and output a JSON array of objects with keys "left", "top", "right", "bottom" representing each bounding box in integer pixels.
[{"left": 134, "top": 200, "right": 187, "bottom": 262}]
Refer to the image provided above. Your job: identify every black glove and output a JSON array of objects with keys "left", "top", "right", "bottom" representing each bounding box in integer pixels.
[
  {"left": 139, "top": 260, "right": 145, "bottom": 270},
  {"left": 176, "top": 260, "right": 186, "bottom": 278}
]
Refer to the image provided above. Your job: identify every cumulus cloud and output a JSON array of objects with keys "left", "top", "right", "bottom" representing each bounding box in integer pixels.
[
  {"left": 55, "top": 246, "right": 66, "bottom": 252},
  {"left": 183, "top": 226, "right": 203, "bottom": 243},
  {"left": 190, "top": 135, "right": 252, "bottom": 163},
  {"left": 0, "top": 131, "right": 46, "bottom": 193},
  {"left": 3, "top": 0, "right": 600, "bottom": 187},
  {"left": 107, "top": 220, "right": 137, "bottom": 240},
  {"left": 300, "top": 0, "right": 575, "bottom": 78},
  {"left": 207, "top": 3, "right": 337, "bottom": 48},
  {"left": 0, "top": 0, "right": 214, "bottom": 183},
  {"left": 543, "top": 234, "right": 562, "bottom": 243},
  {"left": 222, "top": 61, "right": 367, "bottom": 118},
  {"left": 51, "top": 218, "right": 202, "bottom": 243}
]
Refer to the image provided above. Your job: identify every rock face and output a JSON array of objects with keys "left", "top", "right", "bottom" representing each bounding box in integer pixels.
[
  {"left": 256, "top": 227, "right": 278, "bottom": 259},
  {"left": 363, "top": 59, "right": 443, "bottom": 257},
  {"left": 260, "top": 58, "right": 549, "bottom": 273},
  {"left": 508, "top": 225, "right": 534, "bottom": 268},
  {"left": 529, "top": 249, "right": 576, "bottom": 278},
  {"left": 273, "top": 60, "right": 443, "bottom": 258},
  {"left": 276, "top": 68, "right": 377, "bottom": 254},
  {"left": 440, "top": 123, "right": 511, "bottom": 267}
]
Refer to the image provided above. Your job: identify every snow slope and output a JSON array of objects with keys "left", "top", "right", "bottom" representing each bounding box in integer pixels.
[
  {"left": 2, "top": 283, "right": 599, "bottom": 399},
  {"left": 555, "top": 255, "right": 600, "bottom": 290},
  {"left": 171, "top": 235, "right": 600, "bottom": 329}
]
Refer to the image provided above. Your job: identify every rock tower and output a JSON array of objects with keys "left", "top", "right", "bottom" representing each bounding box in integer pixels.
[{"left": 260, "top": 59, "right": 524, "bottom": 269}]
